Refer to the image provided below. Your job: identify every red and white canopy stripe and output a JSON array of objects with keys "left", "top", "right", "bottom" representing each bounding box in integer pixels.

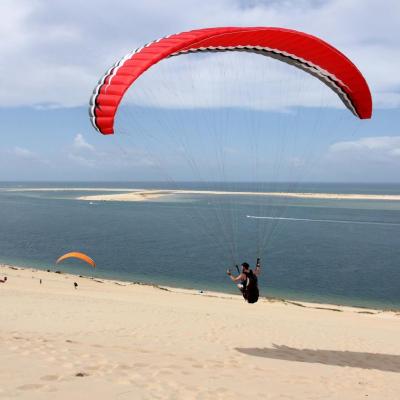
[{"left": 89, "top": 27, "right": 372, "bottom": 135}]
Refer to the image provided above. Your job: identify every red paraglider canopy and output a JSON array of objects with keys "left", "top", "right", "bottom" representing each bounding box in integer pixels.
[{"left": 90, "top": 27, "right": 372, "bottom": 135}]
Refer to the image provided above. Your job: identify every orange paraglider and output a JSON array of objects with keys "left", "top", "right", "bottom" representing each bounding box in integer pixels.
[{"left": 56, "top": 252, "right": 96, "bottom": 268}]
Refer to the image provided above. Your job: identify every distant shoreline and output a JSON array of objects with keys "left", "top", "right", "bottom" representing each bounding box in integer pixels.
[{"left": 6, "top": 187, "right": 400, "bottom": 201}]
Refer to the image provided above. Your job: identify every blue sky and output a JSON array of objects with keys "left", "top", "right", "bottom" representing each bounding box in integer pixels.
[{"left": 1, "top": 0, "right": 400, "bottom": 182}]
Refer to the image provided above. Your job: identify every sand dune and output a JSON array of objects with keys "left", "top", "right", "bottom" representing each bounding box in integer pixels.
[{"left": 1, "top": 264, "right": 399, "bottom": 399}]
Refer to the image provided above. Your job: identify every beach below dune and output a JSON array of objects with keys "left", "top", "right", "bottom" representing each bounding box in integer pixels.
[{"left": 1, "top": 264, "right": 400, "bottom": 399}]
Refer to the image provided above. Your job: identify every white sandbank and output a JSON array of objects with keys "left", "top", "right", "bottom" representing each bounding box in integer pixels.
[
  {"left": 78, "top": 190, "right": 170, "bottom": 201},
  {"left": 1, "top": 264, "right": 399, "bottom": 399},
  {"left": 77, "top": 190, "right": 400, "bottom": 202},
  {"left": 5, "top": 187, "right": 400, "bottom": 201},
  {"left": 4, "top": 188, "right": 137, "bottom": 192}
]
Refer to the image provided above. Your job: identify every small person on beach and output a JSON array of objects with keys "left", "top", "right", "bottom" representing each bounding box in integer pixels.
[
  {"left": 0, "top": 276, "right": 7, "bottom": 283},
  {"left": 74, "top": 282, "right": 78, "bottom": 289},
  {"left": 227, "top": 258, "right": 261, "bottom": 303}
]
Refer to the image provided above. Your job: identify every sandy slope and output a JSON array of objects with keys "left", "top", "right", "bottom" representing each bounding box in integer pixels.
[{"left": 0, "top": 265, "right": 399, "bottom": 400}]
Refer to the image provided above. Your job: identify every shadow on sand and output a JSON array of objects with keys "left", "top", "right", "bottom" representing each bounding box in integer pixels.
[{"left": 235, "top": 344, "right": 400, "bottom": 372}]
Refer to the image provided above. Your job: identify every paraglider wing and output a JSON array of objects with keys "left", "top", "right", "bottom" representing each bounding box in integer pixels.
[
  {"left": 56, "top": 252, "right": 96, "bottom": 268},
  {"left": 89, "top": 26, "right": 372, "bottom": 135}
]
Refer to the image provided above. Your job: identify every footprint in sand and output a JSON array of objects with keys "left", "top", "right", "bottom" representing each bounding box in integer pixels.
[
  {"left": 133, "top": 362, "right": 147, "bottom": 368},
  {"left": 44, "top": 386, "right": 58, "bottom": 392},
  {"left": 114, "top": 378, "right": 131, "bottom": 385},
  {"left": 17, "top": 384, "right": 44, "bottom": 391},
  {"left": 157, "top": 369, "right": 173, "bottom": 376},
  {"left": 86, "top": 365, "right": 101, "bottom": 371},
  {"left": 75, "top": 372, "right": 90, "bottom": 377},
  {"left": 215, "top": 387, "right": 229, "bottom": 394},
  {"left": 116, "top": 364, "right": 132, "bottom": 370},
  {"left": 180, "top": 370, "right": 191, "bottom": 375},
  {"left": 40, "top": 375, "right": 60, "bottom": 382}
]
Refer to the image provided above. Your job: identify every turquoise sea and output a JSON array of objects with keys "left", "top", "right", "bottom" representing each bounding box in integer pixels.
[{"left": 1, "top": 182, "right": 400, "bottom": 310}]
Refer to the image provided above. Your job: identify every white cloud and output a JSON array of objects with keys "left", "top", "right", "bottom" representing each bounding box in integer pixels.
[
  {"left": 323, "top": 135, "right": 400, "bottom": 181},
  {"left": 69, "top": 133, "right": 96, "bottom": 167},
  {"left": 73, "top": 133, "right": 95, "bottom": 151},
  {"left": 390, "top": 148, "right": 400, "bottom": 157},
  {"left": 330, "top": 136, "right": 400, "bottom": 157},
  {"left": 292, "top": 135, "right": 400, "bottom": 182},
  {"left": 9, "top": 146, "right": 49, "bottom": 165},
  {"left": 0, "top": 0, "right": 399, "bottom": 110},
  {"left": 67, "top": 153, "right": 96, "bottom": 168},
  {"left": 287, "top": 156, "right": 306, "bottom": 168},
  {"left": 12, "top": 146, "right": 37, "bottom": 158},
  {"left": 68, "top": 133, "right": 155, "bottom": 169}
]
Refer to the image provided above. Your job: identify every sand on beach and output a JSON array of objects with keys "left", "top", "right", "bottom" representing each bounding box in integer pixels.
[
  {"left": 4, "top": 188, "right": 138, "bottom": 192},
  {"left": 78, "top": 190, "right": 170, "bottom": 202},
  {"left": 76, "top": 189, "right": 400, "bottom": 202},
  {"left": 5, "top": 187, "right": 400, "bottom": 202},
  {"left": 1, "top": 264, "right": 399, "bottom": 400}
]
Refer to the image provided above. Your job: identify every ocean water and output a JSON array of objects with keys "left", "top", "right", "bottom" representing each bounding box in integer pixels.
[{"left": 1, "top": 181, "right": 400, "bottom": 310}]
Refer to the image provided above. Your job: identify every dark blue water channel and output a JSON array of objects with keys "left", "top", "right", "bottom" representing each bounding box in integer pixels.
[{"left": 1, "top": 182, "right": 399, "bottom": 310}]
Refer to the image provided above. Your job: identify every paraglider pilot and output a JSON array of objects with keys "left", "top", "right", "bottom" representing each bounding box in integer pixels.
[{"left": 227, "top": 258, "right": 261, "bottom": 303}]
